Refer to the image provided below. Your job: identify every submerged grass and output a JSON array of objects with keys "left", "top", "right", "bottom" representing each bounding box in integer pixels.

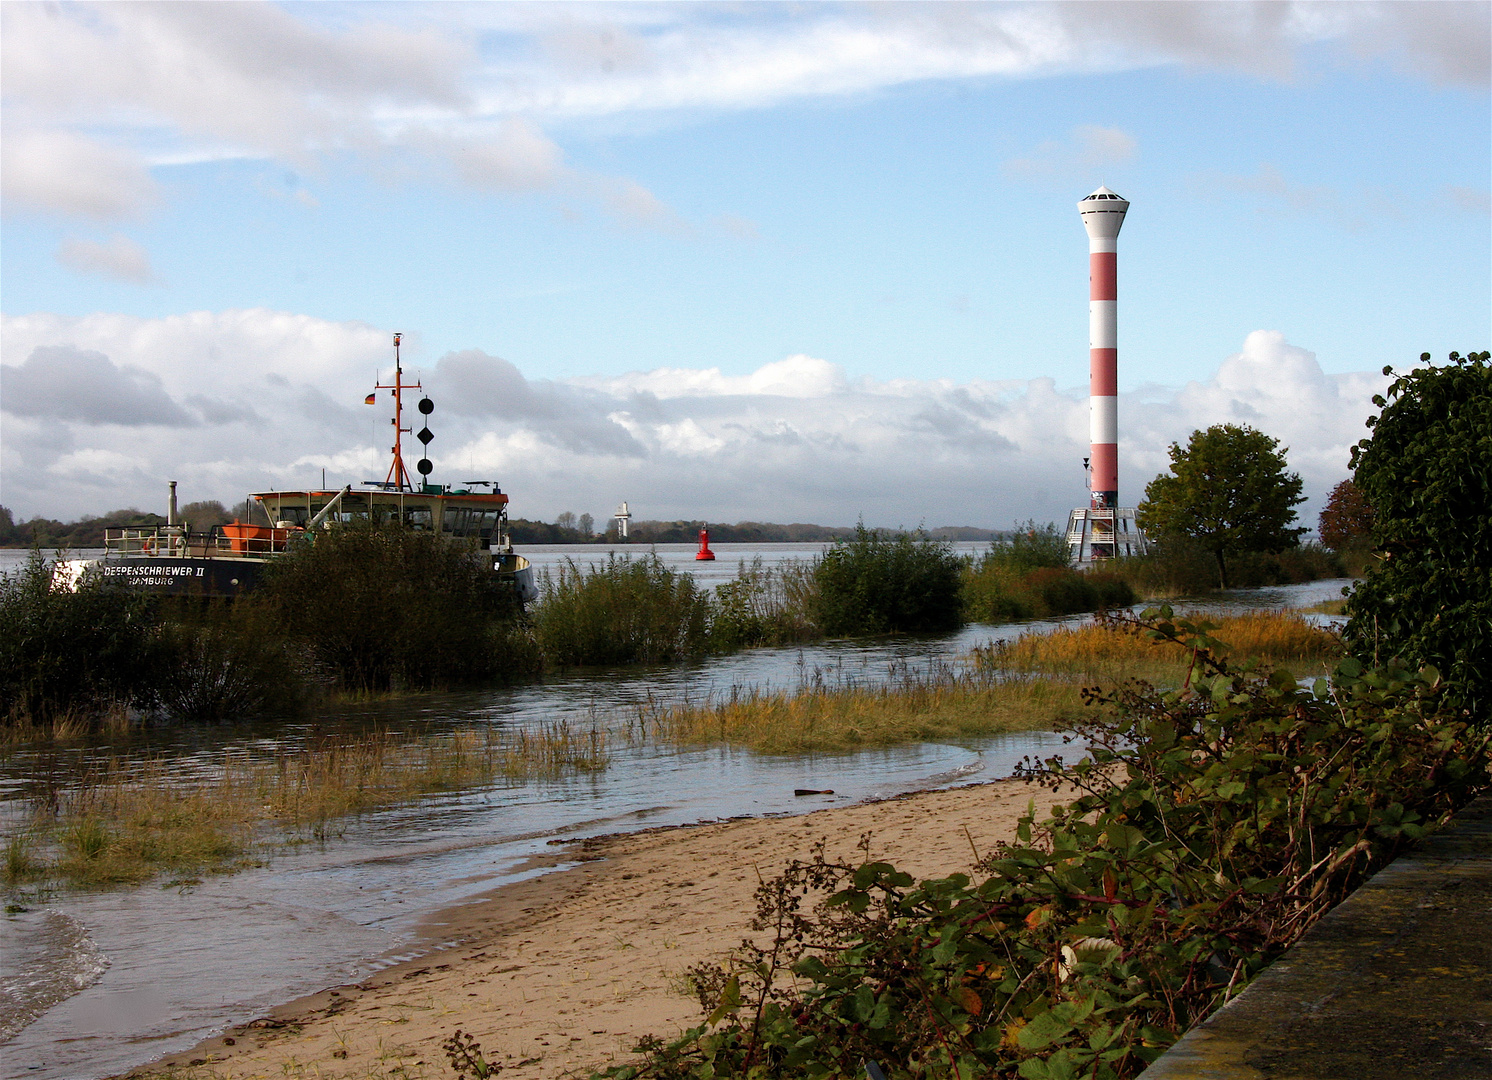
[
  {"left": 635, "top": 667, "right": 1088, "bottom": 754},
  {"left": 3, "top": 722, "right": 608, "bottom": 891},
  {"left": 637, "top": 610, "right": 1341, "bottom": 755}
]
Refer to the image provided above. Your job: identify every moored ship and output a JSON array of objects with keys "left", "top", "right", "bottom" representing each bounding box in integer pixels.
[{"left": 57, "top": 335, "right": 537, "bottom": 601}]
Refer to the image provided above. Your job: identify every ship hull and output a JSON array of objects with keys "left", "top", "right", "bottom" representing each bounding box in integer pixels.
[{"left": 65, "top": 557, "right": 266, "bottom": 596}]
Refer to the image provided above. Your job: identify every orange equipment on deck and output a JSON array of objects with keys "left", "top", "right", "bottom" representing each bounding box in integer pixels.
[{"left": 221, "top": 522, "right": 291, "bottom": 554}]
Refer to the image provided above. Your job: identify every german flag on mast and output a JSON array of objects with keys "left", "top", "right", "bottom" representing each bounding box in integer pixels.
[{"left": 364, "top": 392, "right": 377, "bottom": 405}]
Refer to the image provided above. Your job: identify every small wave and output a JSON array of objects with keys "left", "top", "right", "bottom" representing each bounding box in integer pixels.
[
  {"left": 916, "top": 756, "right": 988, "bottom": 789},
  {"left": 0, "top": 911, "right": 110, "bottom": 1043}
]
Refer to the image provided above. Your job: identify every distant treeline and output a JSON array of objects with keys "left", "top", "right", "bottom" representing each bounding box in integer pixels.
[
  {"left": 509, "top": 518, "right": 1002, "bottom": 545},
  {"left": 3, "top": 504, "right": 1002, "bottom": 550},
  {"left": 0, "top": 503, "right": 233, "bottom": 549}
]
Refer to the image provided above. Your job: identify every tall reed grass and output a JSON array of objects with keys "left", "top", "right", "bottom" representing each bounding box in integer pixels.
[
  {"left": 638, "top": 610, "right": 1341, "bottom": 755},
  {"left": 3, "top": 722, "right": 608, "bottom": 890}
]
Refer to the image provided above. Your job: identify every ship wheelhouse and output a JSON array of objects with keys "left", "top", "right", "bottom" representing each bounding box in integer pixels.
[{"left": 246, "top": 484, "right": 512, "bottom": 550}]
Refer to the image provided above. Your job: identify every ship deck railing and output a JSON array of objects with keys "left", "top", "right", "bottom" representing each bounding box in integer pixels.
[{"left": 104, "top": 525, "right": 291, "bottom": 557}]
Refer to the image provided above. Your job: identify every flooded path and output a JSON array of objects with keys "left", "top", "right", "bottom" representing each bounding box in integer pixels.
[{"left": 0, "top": 550, "right": 1351, "bottom": 1079}]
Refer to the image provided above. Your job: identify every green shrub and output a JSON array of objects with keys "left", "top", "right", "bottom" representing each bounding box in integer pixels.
[
  {"left": 961, "top": 560, "right": 1135, "bottom": 624},
  {"left": 813, "top": 526, "right": 963, "bottom": 636},
  {"left": 594, "top": 610, "right": 1489, "bottom": 1080},
  {"left": 708, "top": 558, "right": 819, "bottom": 651},
  {"left": 1345, "top": 350, "right": 1491, "bottom": 719},
  {"left": 1105, "top": 538, "right": 1341, "bottom": 598},
  {"left": 0, "top": 552, "right": 159, "bottom": 727},
  {"left": 980, "top": 521, "right": 1071, "bottom": 572},
  {"left": 1107, "top": 537, "right": 1219, "bottom": 597},
  {"left": 1224, "top": 542, "right": 1343, "bottom": 587},
  {"left": 149, "top": 600, "right": 308, "bottom": 722},
  {"left": 533, "top": 553, "right": 712, "bottom": 667},
  {"left": 960, "top": 560, "right": 1029, "bottom": 623},
  {"left": 261, "top": 521, "right": 530, "bottom": 693}
]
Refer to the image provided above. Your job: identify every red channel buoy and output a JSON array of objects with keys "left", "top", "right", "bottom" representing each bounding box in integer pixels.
[{"left": 695, "top": 526, "right": 716, "bottom": 561}]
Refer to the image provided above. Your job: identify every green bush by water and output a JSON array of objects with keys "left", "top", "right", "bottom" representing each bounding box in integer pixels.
[
  {"left": 260, "top": 521, "right": 535, "bottom": 693},
  {"left": 812, "top": 525, "right": 963, "bottom": 636},
  {"left": 1107, "top": 537, "right": 1344, "bottom": 598},
  {"left": 148, "top": 600, "right": 308, "bottom": 722},
  {"left": 534, "top": 553, "right": 713, "bottom": 666},
  {"left": 708, "top": 557, "right": 819, "bottom": 651},
  {"left": 1, "top": 523, "right": 539, "bottom": 730},
  {"left": 0, "top": 552, "right": 158, "bottom": 727},
  {"left": 962, "top": 525, "right": 1135, "bottom": 622}
]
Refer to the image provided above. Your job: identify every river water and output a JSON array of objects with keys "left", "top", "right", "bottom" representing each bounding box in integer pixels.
[{"left": 0, "top": 544, "right": 1351, "bottom": 1079}]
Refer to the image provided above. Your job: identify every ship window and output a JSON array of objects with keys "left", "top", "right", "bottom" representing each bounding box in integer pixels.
[
  {"left": 404, "top": 506, "right": 434, "bottom": 531},
  {"left": 445, "top": 508, "right": 472, "bottom": 536}
]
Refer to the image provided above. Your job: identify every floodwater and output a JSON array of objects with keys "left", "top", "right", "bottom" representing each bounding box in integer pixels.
[{"left": 0, "top": 545, "right": 1352, "bottom": 1079}]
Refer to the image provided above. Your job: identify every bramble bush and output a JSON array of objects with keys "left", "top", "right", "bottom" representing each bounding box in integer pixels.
[{"left": 580, "top": 609, "right": 1488, "bottom": 1080}]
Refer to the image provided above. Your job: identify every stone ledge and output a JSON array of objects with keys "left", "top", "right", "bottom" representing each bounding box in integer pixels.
[{"left": 1139, "top": 795, "right": 1492, "bottom": 1080}]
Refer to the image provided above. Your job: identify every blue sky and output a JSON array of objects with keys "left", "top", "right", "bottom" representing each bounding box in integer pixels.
[{"left": 2, "top": 2, "right": 1488, "bottom": 527}]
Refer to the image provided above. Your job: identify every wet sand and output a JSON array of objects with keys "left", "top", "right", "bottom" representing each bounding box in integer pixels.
[{"left": 128, "top": 778, "right": 1056, "bottom": 1079}]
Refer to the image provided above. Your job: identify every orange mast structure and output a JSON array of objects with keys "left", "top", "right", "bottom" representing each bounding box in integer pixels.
[{"left": 376, "top": 333, "right": 421, "bottom": 491}]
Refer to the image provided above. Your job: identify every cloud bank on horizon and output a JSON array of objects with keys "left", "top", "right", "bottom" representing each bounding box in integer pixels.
[{"left": 1, "top": 311, "right": 1383, "bottom": 532}]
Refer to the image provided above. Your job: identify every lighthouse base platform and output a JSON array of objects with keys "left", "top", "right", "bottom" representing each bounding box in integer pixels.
[{"left": 1066, "top": 507, "right": 1147, "bottom": 563}]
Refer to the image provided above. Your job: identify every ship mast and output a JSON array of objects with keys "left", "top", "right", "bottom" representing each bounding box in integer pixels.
[{"left": 376, "top": 333, "right": 421, "bottom": 491}]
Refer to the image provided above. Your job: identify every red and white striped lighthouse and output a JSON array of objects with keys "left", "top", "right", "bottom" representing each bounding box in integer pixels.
[{"left": 1078, "top": 186, "right": 1128, "bottom": 510}]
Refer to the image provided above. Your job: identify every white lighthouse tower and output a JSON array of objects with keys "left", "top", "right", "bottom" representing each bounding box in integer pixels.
[{"left": 1066, "top": 187, "right": 1146, "bottom": 562}]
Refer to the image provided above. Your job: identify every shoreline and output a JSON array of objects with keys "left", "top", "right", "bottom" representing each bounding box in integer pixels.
[{"left": 123, "top": 777, "right": 1057, "bottom": 1080}]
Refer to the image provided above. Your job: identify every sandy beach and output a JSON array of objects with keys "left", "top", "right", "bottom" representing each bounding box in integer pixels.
[{"left": 129, "top": 777, "right": 1055, "bottom": 1080}]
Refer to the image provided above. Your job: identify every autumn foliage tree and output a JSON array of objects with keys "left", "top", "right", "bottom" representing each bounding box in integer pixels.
[
  {"left": 1317, "top": 479, "right": 1374, "bottom": 551},
  {"left": 1137, "top": 424, "right": 1306, "bottom": 589}
]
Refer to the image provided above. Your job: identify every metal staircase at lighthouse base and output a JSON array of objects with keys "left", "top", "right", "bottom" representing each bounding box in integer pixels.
[{"left": 1066, "top": 507, "right": 1147, "bottom": 564}]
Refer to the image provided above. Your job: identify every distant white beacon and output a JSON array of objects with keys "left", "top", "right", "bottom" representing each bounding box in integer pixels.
[{"left": 1078, "top": 186, "right": 1128, "bottom": 510}]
